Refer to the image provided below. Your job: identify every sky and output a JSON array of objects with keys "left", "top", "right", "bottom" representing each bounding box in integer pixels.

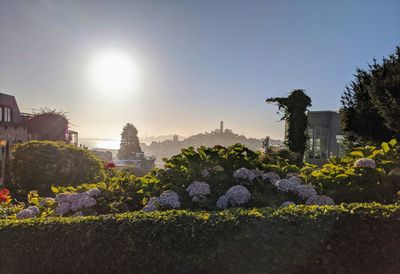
[{"left": 0, "top": 0, "right": 399, "bottom": 140}]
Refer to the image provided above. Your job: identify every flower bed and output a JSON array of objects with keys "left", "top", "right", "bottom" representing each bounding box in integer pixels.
[{"left": 1, "top": 203, "right": 400, "bottom": 273}]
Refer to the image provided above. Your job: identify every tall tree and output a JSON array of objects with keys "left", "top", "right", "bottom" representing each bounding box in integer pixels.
[
  {"left": 266, "top": 89, "right": 312, "bottom": 156},
  {"left": 341, "top": 46, "right": 399, "bottom": 146},
  {"left": 369, "top": 47, "right": 400, "bottom": 132},
  {"left": 117, "top": 123, "right": 142, "bottom": 160}
]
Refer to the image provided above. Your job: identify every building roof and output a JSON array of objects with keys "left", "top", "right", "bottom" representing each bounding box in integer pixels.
[{"left": 0, "top": 93, "right": 24, "bottom": 123}]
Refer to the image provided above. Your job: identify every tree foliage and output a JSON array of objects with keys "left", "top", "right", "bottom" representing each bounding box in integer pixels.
[
  {"left": 266, "top": 89, "right": 312, "bottom": 156},
  {"left": 10, "top": 141, "right": 105, "bottom": 196},
  {"left": 341, "top": 46, "right": 400, "bottom": 146},
  {"left": 117, "top": 123, "right": 142, "bottom": 160}
]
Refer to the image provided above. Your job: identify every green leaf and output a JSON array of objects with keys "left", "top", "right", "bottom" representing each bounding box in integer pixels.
[
  {"left": 350, "top": 151, "right": 364, "bottom": 158},
  {"left": 381, "top": 142, "right": 390, "bottom": 153},
  {"left": 389, "top": 139, "right": 397, "bottom": 147},
  {"left": 51, "top": 185, "right": 59, "bottom": 194},
  {"left": 30, "top": 197, "right": 40, "bottom": 206}
]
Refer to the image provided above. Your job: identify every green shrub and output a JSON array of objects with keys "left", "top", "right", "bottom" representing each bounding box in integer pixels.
[
  {"left": 302, "top": 139, "right": 400, "bottom": 203},
  {"left": 10, "top": 141, "right": 105, "bottom": 197},
  {"left": 1, "top": 204, "right": 400, "bottom": 273},
  {"left": 154, "top": 144, "right": 302, "bottom": 209},
  {"left": 260, "top": 148, "right": 304, "bottom": 167}
]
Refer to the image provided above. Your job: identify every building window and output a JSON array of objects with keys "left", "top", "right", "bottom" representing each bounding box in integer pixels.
[
  {"left": 3, "top": 107, "right": 11, "bottom": 122},
  {"left": 307, "top": 125, "right": 329, "bottom": 159}
]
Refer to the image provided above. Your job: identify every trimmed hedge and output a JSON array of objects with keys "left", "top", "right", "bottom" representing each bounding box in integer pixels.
[{"left": 1, "top": 204, "right": 400, "bottom": 273}]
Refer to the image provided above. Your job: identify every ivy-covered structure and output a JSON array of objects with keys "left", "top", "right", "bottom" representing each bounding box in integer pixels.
[{"left": 0, "top": 92, "right": 79, "bottom": 156}]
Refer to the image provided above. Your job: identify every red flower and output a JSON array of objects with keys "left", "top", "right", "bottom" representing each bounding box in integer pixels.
[
  {"left": 105, "top": 162, "right": 116, "bottom": 169},
  {"left": 0, "top": 188, "right": 10, "bottom": 196},
  {"left": 0, "top": 188, "right": 11, "bottom": 204}
]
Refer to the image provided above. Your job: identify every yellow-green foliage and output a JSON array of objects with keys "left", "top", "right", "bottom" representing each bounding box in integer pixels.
[
  {"left": 1, "top": 203, "right": 400, "bottom": 273},
  {"left": 301, "top": 139, "right": 400, "bottom": 203}
]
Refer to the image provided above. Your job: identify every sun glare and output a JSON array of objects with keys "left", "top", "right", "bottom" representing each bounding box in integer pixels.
[{"left": 88, "top": 49, "right": 140, "bottom": 93}]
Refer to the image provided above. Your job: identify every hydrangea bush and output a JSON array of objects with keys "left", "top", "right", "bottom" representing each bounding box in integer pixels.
[{"left": 302, "top": 139, "right": 400, "bottom": 203}]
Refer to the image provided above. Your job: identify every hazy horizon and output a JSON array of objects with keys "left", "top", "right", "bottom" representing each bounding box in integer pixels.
[{"left": 1, "top": 0, "right": 399, "bottom": 141}]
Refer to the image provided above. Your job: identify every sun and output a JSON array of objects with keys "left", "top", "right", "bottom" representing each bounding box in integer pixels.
[{"left": 88, "top": 49, "right": 140, "bottom": 93}]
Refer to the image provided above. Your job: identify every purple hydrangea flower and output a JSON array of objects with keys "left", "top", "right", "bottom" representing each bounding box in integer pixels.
[
  {"left": 86, "top": 188, "right": 101, "bottom": 197},
  {"left": 83, "top": 197, "right": 97, "bottom": 208},
  {"left": 281, "top": 201, "right": 295, "bottom": 207},
  {"left": 16, "top": 209, "right": 37, "bottom": 219},
  {"left": 287, "top": 176, "right": 303, "bottom": 185},
  {"left": 354, "top": 158, "right": 376, "bottom": 169},
  {"left": 252, "top": 169, "right": 264, "bottom": 178},
  {"left": 293, "top": 184, "right": 317, "bottom": 199},
  {"left": 157, "top": 190, "right": 180, "bottom": 209},
  {"left": 55, "top": 202, "right": 71, "bottom": 216},
  {"left": 261, "top": 172, "right": 281, "bottom": 185},
  {"left": 233, "top": 168, "right": 256, "bottom": 181},
  {"left": 55, "top": 193, "right": 69, "bottom": 204},
  {"left": 225, "top": 185, "right": 251, "bottom": 206},
  {"left": 143, "top": 197, "right": 158, "bottom": 212},
  {"left": 186, "top": 181, "right": 210, "bottom": 200},
  {"left": 26, "top": 206, "right": 40, "bottom": 215},
  {"left": 275, "top": 179, "right": 299, "bottom": 192},
  {"left": 306, "top": 195, "right": 335, "bottom": 206},
  {"left": 201, "top": 169, "right": 210, "bottom": 178},
  {"left": 216, "top": 195, "right": 229, "bottom": 209}
]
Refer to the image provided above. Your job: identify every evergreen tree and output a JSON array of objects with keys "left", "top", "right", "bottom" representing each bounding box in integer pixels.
[
  {"left": 117, "top": 123, "right": 142, "bottom": 160},
  {"left": 369, "top": 47, "right": 400, "bottom": 133},
  {"left": 266, "top": 89, "right": 312, "bottom": 156},
  {"left": 341, "top": 46, "right": 399, "bottom": 146}
]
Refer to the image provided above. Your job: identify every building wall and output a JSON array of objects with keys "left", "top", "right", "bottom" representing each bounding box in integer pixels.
[{"left": 306, "top": 111, "right": 344, "bottom": 166}]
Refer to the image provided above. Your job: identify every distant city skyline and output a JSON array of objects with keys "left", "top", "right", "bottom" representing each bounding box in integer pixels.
[{"left": 1, "top": 1, "right": 399, "bottom": 140}]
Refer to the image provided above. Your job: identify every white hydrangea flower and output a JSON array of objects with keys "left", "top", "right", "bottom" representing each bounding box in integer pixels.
[
  {"left": 186, "top": 181, "right": 210, "bottom": 201},
  {"left": 54, "top": 189, "right": 99, "bottom": 215},
  {"left": 354, "top": 158, "right": 376, "bottom": 169},
  {"left": 281, "top": 201, "right": 295, "bottom": 207},
  {"left": 293, "top": 184, "right": 317, "bottom": 199},
  {"left": 225, "top": 185, "right": 251, "bottom": 206},
  {"left": 216, "top": 195, "right": 229, "bottom": 209},
  {"left": 261, "top": 172, "right": 281, "bottom": 185},
  {"left": 233, "top": 167, "right": 256, "bottom": 181},
  {"left": 306, "top": 195, "right": 335, "bottom": 206},
  {"left": 212, "top": 165, "right": 224, "bottom": 172},
  {"left": 201, "top": 169, "right": 210, "bottom": 178},
  {"left": 86, "top": 188, "right": 101, "bottom": 197},
  {"left": 143, "top": 197, "right": 158, "bottom": 212},
  {"left": 275, "top": 179, "right": 299, "bottom": 192},
  {"left": 157, "top": 190, "right": 181, "bottom": 209}
]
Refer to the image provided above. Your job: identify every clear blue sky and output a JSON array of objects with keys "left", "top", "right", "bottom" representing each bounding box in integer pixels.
[{"left": 0, "top": 0, "right": 399, "bottom": 140}]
